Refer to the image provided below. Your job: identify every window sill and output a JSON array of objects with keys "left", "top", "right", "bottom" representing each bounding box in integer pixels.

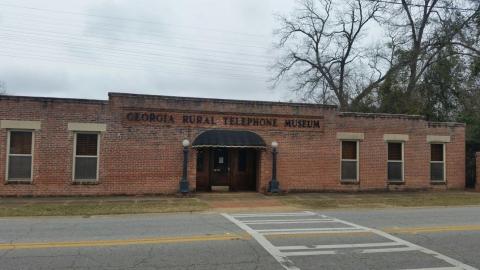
[
  {"left": 430, "top": 181, "right": 446, "bottom": 185},
  {"left": 340, "top": 180, "right": 359, "bottom": 185},
  {"left": 387, "top": 180, "right": 405, "bottom": 185},
  {"left": 5, "top": 180, "right": 33, "bottom": 185},
  {"left": 72, "top": 180, "right": 99, "bottom": 185}
]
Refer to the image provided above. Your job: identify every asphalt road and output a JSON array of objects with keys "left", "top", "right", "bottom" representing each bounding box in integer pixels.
[{"left": 0, "top": 206, "right": 479, "bottom": 270}]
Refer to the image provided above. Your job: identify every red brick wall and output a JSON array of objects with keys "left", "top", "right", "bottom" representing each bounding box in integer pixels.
[
  {"left": 0, "top": 93, "right": 466, "bottom": 196},
  {"left": 334, "top": 116, "right": 465, "bottom": 191},
  {"left": 0, "top": 96, "right": 110, "bottom": 196}
]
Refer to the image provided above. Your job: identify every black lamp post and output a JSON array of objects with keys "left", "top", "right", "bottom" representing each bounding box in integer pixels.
[
  {"left": 179, "top": 139, "right": 190, "bottom": 194},
  {"left": 268, "top": 141, "right": 280, "bottom": 193}
]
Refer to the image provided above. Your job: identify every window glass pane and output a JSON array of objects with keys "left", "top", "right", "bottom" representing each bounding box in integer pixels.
[
  {"left": 196, "top": 151, "right": 204, "bottom": 172},
  {"left": 431, "top": 144, "right": 444, "bottom": 161},
  {"left": 75, "top": 157, "right": 97, "bottom": 180},
  {"left": 388, "top": 161, "right": 403, "bottom": 181},
  {"left": 9, "top": 131, "right": 32, "bottom": 154},
  {"left": 76, "top": 134, "right": 98, "bottom": 156},
  {"left": 342, "top": 141, "right": 357, "bottom": 160},
  {"left": 212, "top": 149, "right": 228, "bottom": 172},
  {"left": 388, "top": 143, "right": 402, "bottom": 161},
  {"left": 238, "top": 149, "right": 247, "bottom": 172},
  {"left": 341, "top": 160, "right": 357, "bottom": 180},
  {"left": 8, "top": 156, "right": 32, "bottom": 179},
  {"left": 431, "top": 163, "right": 444, "bottom": 181}
]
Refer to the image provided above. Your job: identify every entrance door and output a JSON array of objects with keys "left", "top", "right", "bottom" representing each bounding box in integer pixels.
[
  {"left": 230, "top": 149, "right": 257, "bottom": 191},
  {"left": 195, "top": 148, "right": 258, "bottom": 191},
  {"left": 195, "top": 149, "right": 209, "bottom": 191},
  {"left": 211, "top": 148, "right": 229, "bottom": 186}
]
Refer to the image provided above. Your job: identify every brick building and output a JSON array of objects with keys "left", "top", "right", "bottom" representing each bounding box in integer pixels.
[{"left": 0, "top": 92, "right": 466, "bottom": 196}]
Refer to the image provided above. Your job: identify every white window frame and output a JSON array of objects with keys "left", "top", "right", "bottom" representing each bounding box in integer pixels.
[
  {"left": 6, "top": 129, "right": 34, "bottom": 182},
  {"left": 430, "top": 143, "right": 446, "bottom": 183},
  {"left": 340, "top": 140, "right": 359, "bottom": 182},
  {"left": 72, "top": 132, "right": 100, "bottom": 182},
  {"left": 387, "top": 141, "right": 404, "bottom": 183}
]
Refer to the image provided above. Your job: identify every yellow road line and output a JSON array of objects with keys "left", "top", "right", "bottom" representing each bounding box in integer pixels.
[
  {"left": 2, "top": 224, "right": 480, "bottom": 251},
  {"left": 383, "top": 224, "right": 480, "bottom": 234},
  {"left": 0, "top": 233, "right": 249, "bottom": 250}
]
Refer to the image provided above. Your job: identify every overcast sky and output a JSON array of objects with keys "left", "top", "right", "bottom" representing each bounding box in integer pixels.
[{"left": 0, "top": 0, "right": 296, "bottom": 101}]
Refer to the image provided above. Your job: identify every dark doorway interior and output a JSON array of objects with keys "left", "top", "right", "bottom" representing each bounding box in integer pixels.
[
  {"left": 195, "top": 148, "right": 257, "bottom": 191},
  {"left": 466, "top": 142, "right": 480, "bottom": 188}
]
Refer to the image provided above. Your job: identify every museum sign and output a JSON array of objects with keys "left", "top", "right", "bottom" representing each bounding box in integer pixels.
[{"left": 126, "top": 112, "right": 321, "bottom": 129}]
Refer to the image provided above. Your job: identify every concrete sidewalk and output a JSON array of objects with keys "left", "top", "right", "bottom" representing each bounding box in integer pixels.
[{"left": 197, "top": 192, "right": 299, "bottom": 212}]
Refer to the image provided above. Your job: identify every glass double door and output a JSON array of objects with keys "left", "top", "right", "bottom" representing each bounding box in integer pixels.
[{"left": 196, "top": 148, "right": 257, "bottom": 191}]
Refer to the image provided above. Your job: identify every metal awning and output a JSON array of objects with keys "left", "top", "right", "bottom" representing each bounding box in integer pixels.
[{"left": 192, "top": 130, "right": 266, "bottom": 148}]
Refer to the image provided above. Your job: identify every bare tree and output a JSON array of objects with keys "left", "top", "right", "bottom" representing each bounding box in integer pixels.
[
  {"left": 272, "top": 0, "right": 398, "bottom": 110},
  {"left": 384, "top": 0, "right": 479, "bottom": 99},
  {"left": 273, "top": 0, "right": 479, "bottom": 110},
  {"left": 453, "top": 1, "right": 480, "bottom": 57}
]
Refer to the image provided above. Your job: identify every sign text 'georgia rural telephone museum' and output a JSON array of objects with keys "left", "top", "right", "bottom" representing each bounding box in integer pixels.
[{"left": 0, "top": 92, "right": 465, "bottom": 196}]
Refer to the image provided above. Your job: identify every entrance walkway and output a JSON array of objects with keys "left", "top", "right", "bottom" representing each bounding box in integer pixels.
[{"left": 197, "top": 192, "right": 296, "bottom": 212}]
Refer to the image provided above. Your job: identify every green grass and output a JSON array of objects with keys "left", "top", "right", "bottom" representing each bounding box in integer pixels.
[
  {"left": 279, "top": 191, "right": 480, "bottom": 209},
  {"left": 0, "top": 198, "right": 209, "bottom": 217}
]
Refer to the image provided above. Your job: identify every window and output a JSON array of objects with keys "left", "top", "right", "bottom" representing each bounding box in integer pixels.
[
  {"left": 430, "top": 144, "right": 445, "bottom": 182},
  {"left": 341, "top": 141, "right": 358, "bottom": 181},
  {"left": 387, "top": 142, "right": 403, "bottom": 182},
  {"left": 7, "top": 131, "right": 33, "bottom": 181},
  {"left": 73, "top": 133, "right": 99, "bottom": 181}
]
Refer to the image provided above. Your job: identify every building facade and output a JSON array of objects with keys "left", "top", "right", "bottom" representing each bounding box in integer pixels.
[{"left": 0, "top": 92, "right": 466, "bottom": 196}]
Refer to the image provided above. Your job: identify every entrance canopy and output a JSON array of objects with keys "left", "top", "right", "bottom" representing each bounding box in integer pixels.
[{"left": 192, "top": 130, "right": 266, "bottom": 148}]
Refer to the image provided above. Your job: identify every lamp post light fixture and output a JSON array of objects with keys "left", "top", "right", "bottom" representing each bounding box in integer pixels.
[
  {"left": 179, "top": 139, "right": 190, "bottom": 194},
  {"left": 268, "top": 141, "right": 280, "bottom": 193}
]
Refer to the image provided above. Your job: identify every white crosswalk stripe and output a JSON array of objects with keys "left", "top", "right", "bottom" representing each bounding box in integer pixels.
[
  {"left": 277, "top": 242, "right": 404, "bottom": 250},
  {"left": 222, "top": 211, "right": 478, "bottom": 270},
  {"left": 242, "top": 218, "right": 335, "bottom": 224}
]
